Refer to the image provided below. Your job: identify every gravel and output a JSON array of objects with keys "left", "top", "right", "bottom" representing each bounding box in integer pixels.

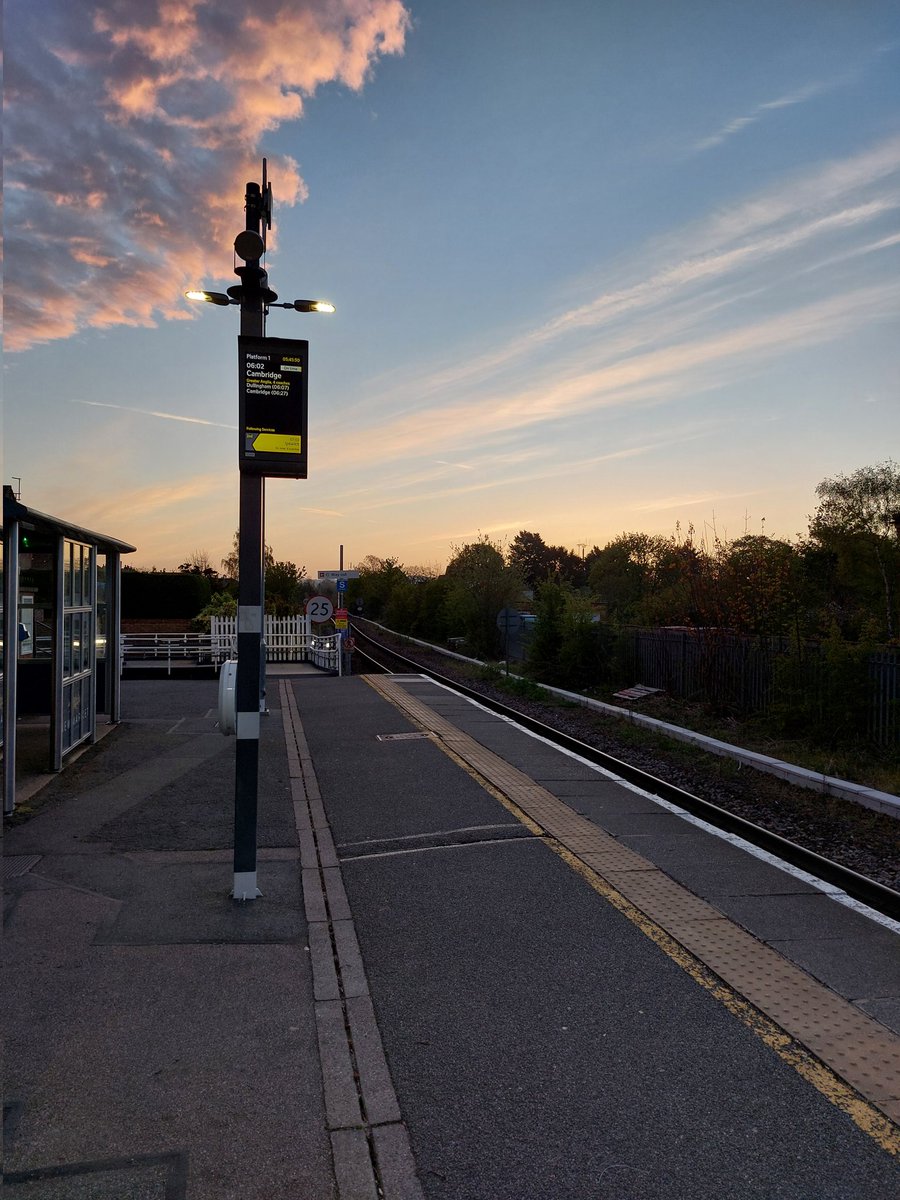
[{"left": 354, "top": 626, "right": 900, "bottom": 892}]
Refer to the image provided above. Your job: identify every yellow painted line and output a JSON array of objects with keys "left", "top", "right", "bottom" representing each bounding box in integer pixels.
[{"left": 364, "top": 674, "right": 900, "bottom": 1156}]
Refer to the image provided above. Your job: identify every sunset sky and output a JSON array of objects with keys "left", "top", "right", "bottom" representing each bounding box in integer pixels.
[{"left": 4, "top": 0, "right": 899, "bottom": 577}]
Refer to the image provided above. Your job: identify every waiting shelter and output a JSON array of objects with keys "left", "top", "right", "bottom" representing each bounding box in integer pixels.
[{"left": 2, "top": 485, "right": 136, "bottom": 813}]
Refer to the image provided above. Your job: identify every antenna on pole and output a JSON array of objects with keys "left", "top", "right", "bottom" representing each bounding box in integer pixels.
[{"left": 261, "top": 158, "right": 273, "bottom": 249}]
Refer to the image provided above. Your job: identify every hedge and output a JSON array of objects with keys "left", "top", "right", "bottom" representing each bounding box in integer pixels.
[{"left": 121, "top": 571, "right": 212, "bottom": 619}]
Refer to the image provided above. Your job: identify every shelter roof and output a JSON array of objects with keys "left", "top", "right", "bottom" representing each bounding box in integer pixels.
[{"left": 3, "top": 486, "right": 136, "bottom": 555}]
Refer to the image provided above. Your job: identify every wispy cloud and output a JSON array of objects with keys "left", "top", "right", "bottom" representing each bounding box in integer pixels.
[
  {"left": 73, "top": 399, "right": 236, "bottom": 429},
  {"left": 330, "top": 280, "right": 898, "bottom": 469},
  {"left": 319, "top": 135, "right": 898, "bottom": 480},
  {"left": 389, "top": 141, "right": 900, "bottom": 403},
  {"left": 693, "top": 80, "right": 833, "bottom": 152},
  {"left": 58, "top": 472, "right": 232, "bottom": 530},
  {"left": 5, "top": 0, "right": 409, "bottom": 351},
  {"left": 629, "top": 491, "right": 758, "bottom": 513}
]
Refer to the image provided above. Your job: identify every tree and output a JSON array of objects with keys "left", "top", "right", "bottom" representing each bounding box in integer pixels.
[
  {"left": 810, "top": 461, "right": 900, "bottom": 640},
  {"left": 527, "top": 580, "right": 566, "bottom": 680},
  {"left": 350, "top": 556, "right": 409, "bottom": 619},
  {"left": 509, "top": 530, "right": 583, "bottom": 588},
  {"left": 444, "top": 536, "right": 524, "bottom": 657},
  {"left": 221, "top": 530, "right": 275, "bottom": 581},
  {"left": 509, "top": 531, "right": 553, "bottom": 588},
  {"left": 178, "top": 549, "right": 217, "bottom": 576},
  {"left": 717, "top": 536, "right": 801, "bottom": 637},
  {"left": 178, "top": 548, "right": 230, "bottom": 593},
  {"left": 588, "top": 533, "right": 685, "bottom": 622},
  {"left": 265, "top": 560, "right": 309, "bottom": 616},
  {"left": 811, "top": 460, "right": 900, "bottom": 541}
]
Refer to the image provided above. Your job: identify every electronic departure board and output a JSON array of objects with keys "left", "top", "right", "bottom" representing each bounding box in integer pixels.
[{"left": 238, "top": 335, "right": 309, "bottom": 478}]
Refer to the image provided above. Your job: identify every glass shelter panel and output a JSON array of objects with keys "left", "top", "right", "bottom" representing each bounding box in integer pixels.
[{"left": 61, "top": 539, "right": 95, "bottom": 757}]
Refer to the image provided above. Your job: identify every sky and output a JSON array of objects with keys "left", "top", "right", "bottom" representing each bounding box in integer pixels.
[{"left": 4, "top": 0, "right": 899, "bottom": 578}]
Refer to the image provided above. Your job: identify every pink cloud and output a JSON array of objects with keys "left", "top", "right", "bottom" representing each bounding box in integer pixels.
[{"left": 5, "top": 0, "right": 410, "bottom": 351}]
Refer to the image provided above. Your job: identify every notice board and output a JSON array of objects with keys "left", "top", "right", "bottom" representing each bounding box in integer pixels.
[{"left": 238, "top": 335, "right": 309, "bottom": 478}]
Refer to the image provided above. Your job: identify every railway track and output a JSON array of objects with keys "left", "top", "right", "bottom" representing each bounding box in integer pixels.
[{"left": 349, "top": 621, "right": 900, "bottom": 922}]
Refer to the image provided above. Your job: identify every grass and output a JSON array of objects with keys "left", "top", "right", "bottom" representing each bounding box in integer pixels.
[{"left": 584, "top": 689, "right": 900, "bottom": 795}]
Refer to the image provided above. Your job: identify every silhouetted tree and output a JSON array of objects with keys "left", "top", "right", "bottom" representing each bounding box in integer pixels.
[{"left": 445, "top": 536, "right": 524, "bottom": 657}]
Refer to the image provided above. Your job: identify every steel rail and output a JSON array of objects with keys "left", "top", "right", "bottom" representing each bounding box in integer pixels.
[{"left": 351, "top": 623, "right": 900, "bottom": 922}]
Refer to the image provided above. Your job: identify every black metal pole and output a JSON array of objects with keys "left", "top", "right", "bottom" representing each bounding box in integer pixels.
[{"left": 233, "top": 182, "right": 266, "bottom": 900}]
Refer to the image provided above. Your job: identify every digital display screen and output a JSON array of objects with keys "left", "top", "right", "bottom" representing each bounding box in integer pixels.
[{"left": 239, "top": 335, "right": 309, "bottom": 478}]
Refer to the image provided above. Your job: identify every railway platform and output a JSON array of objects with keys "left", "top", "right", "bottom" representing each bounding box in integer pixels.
[{"left": 3, "top": 671, "right": 899, "bottom": 1199}]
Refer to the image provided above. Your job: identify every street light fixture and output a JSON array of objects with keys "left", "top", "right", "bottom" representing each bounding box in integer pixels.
[
  {"left": 184, "top": 289, "right": 233, "bottom": 306},
  {"left": 184, "top": 289, "right": 335, "bottom": 314}
]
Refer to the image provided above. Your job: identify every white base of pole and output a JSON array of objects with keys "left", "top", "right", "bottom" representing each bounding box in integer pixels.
[{"left": 233, "top": 871, "right": 262, "bottom": 901}]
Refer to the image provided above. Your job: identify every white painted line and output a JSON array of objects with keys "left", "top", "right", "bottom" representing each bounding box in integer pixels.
[
  {"left": 342, "top": 836, "right": 540, "bottom": 862},
  {"left": 338, "top": 823, "right": 522, "bottom": 850}
]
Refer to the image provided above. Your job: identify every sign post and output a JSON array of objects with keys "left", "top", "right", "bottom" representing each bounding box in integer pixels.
[
  {"left": 496, "top": 607, "right": 523, "bottom": 676},
  {"left": 189, "top": 159, "right": 333, "bottom": 902},
  {"left": 232, "top": 178, "right": 268, "bottom": 902}
]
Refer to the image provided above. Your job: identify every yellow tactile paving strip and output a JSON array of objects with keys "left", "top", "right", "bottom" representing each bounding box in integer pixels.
[{"left": 365, "top": 674, "right": 900, "bottom": 1151}]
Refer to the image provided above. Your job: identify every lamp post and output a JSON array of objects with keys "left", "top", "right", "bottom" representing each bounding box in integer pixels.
[{"left": 186, "top": 160, "right": 333, "bottom": 901}]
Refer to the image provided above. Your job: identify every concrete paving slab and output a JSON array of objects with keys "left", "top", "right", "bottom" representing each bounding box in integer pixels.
[
  {"left": 654, "top": 857, "right": 820, "bottom": 897},
  {"left": 714, "top": 891, "right": 900, "bottom": 942},
  {"left": 543, "top": 777, "right": 659, "bottom": 800},
  {"left": 576, "top": 808, "right": 702, "bottom": 836},
  {"left": 769, "top": 934, "right": 900, "bottom": 1000}
]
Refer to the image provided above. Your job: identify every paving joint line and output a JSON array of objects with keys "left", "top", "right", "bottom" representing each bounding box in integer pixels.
[{"left": 280, "top": 680, "right": 424, "bottom": 1199}]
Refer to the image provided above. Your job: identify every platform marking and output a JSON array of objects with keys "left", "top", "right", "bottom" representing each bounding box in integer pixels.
[{"left": 364, "top": 674, "right": 900, "bottom": 1154}]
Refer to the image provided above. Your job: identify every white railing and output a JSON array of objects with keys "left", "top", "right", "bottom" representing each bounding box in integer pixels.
[
  {"left": 121, "top": 633, "right": 220, "bottom": 674},
  {"left": 308, "top": 633, "right": 341, "bottom": 674},
  {"left": 122, "top": 616, "right": 342, "bottom": 673}
]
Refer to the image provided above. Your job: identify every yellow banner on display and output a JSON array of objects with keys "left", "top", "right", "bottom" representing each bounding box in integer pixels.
[
  {"left": 335, "top": 619, "right": 349, "bottom": 630},
  {"left": 252, "top": 432, "right": 301, "bottom": 455}
]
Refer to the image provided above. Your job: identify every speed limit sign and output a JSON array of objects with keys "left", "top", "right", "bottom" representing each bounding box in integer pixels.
[{"left": 306, "top": 596, "right": 334, "bottom": 623}]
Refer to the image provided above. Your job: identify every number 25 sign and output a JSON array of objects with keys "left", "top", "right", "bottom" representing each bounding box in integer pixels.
[{"left": 306, "top": 596, "right": 334, "bottom": 623}]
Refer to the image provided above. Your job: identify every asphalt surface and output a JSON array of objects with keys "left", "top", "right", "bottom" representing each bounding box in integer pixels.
[
  {"left": 4, "top": 679, "right": 332, "bottom": 1200},
  {"left": 296, "top": 674, "right": 900, "bottom": 1200},
  {"left": 4, "top": 672, "right": 899, "bottom": 1199}
]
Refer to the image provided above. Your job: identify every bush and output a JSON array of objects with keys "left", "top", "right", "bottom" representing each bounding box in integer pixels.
[{"left": 192, "top": 591, "right": 238, "bottom": 632}]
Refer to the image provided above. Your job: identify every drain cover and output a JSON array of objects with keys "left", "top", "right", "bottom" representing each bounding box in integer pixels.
[{"left": 3, "top": 855, "right": 41, "bottom": 879}]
